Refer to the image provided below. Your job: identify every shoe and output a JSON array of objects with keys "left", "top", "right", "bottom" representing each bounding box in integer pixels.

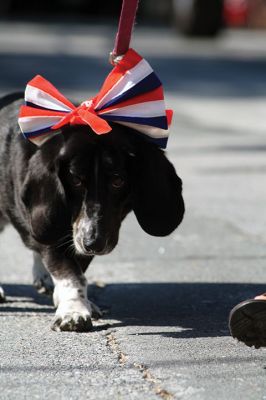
[{"left": 229, "top": 299, "right": 266, "bottom": 348}]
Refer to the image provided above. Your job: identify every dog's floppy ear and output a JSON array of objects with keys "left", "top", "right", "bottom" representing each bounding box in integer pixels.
[
  {"left": 130, "top": 140, "right": 185, "bottom": 236},
  {"left": 21, "top": 140, "right": 70, "bottom": 244}
]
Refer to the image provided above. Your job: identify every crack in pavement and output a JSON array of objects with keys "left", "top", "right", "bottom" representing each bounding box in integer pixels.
[
  {"left": 106, "top": 332, "right": 128, "bottom": 365},
  {"left": 105, "top": 332, "right": 174, "bottom": 400},
  {"left": 133, "top": 362, "right": 174, "bottom": 400}
]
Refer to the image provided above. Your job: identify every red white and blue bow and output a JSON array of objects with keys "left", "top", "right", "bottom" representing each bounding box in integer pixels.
[{"left": 18, "top": 49, "right": 173, "bottom": 148}]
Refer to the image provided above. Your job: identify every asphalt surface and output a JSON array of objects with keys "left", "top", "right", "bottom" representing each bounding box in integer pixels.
[{"left": 1, "top": 20, "right": 266, "bottom": 399}]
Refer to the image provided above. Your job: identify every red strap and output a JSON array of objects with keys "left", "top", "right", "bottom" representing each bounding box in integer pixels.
[{"left": 112, "top": 0, "right": 139, "bottom": 58}]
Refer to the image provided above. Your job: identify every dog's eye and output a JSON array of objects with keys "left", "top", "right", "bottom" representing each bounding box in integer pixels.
[
  {"left": 71, "top": 175, "right": 82, "bottom": 187},
  {"left": 69, "top": 172, "right": 82, "bottom": 187},
  {"left": 111, "top": 175, "right": 124, "bottom": 189}
]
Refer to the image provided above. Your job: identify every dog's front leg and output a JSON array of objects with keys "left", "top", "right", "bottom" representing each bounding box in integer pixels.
[
  {"left": 52, "top": 276, "right": 92, "bottom": 332},
  {"left": 41, "top": 251, "right": 93, "bottom": 332}
]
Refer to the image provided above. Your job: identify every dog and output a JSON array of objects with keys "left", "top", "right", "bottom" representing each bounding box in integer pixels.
[{"left": 0, "top": 92, "right": 185, "bottom": 332}]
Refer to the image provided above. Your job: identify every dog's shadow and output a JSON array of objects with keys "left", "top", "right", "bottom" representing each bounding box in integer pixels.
[
  {"left": 1, "top": 282, "right": 265, "bottom": 338},
  {"left": 0, "top": 283, "right": 54, "bottom": 313},
  {"left": 90, "top": 282, "right": 266, "bottom": 338}
]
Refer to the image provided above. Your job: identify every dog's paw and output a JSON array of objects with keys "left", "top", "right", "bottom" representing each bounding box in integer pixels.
[
  {"left": 0, "top": 286, "right": 5, "bottom": 303},
  {"left": 51, "top": 301, "right": 93, "bottom": 332},
  {"left": 32, "top": 253, "right": 54, "bottom": 295},
  {"left": 88, "top": 300, "right": 103, "bottom": 319},
  {"left": 34, "top": 278, "right": 54, "bottom": 295},
  {"left": 33, "top": 274, "right": 54, "bottom": 295},
  {"left": 51, "top": 312, "right": 93, "bottom": 332}
]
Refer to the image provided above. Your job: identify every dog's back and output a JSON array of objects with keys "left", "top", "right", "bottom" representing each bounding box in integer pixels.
[{"left": 0, "top": 94, "right": 36, "bottom": 240}]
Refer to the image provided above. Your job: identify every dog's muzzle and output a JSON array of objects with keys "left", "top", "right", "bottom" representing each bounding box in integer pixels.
[{"left": 73, "top": 215, "right": 111, "bottom": 256}]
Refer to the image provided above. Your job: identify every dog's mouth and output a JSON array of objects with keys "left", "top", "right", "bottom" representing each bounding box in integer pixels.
[{"left": 74, "top": 242, "right": 113, "bottom": 257}]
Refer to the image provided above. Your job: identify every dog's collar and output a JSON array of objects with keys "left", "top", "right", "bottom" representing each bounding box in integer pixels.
[{"left": 18, "top": 49, "right": 172, "bottom": 148}]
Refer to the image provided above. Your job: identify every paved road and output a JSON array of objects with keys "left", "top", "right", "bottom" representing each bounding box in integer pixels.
[{"left": 1, "top": 21, "right": 266, "bottom": 399}]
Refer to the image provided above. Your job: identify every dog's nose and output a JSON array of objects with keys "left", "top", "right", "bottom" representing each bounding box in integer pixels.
[{"left": 83, "top": 237, "right": 106, "bottom": 254}]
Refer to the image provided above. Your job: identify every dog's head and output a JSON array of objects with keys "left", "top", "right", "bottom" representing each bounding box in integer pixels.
[{"left": 21, "top": 124, "right": 184, "bottom": 256}]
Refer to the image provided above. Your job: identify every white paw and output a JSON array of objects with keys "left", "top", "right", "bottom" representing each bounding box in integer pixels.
[
  {"left": 0, "top": 286, "right": 5, "bottom": 302},
  {"left": 51, "top": 300, "right": 93, "bottom": 332},
  {"left": 33, "top": 275, "right": 54, "bottom": 295}
]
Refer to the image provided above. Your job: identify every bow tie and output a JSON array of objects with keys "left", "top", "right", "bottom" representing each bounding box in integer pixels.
[{"left": 18, "top": 49, "right": 173, "bottom": 148}]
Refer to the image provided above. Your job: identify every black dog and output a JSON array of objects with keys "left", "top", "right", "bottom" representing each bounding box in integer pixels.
[{"left": 0, "top": 93, "right": 184, "bottom": 331}]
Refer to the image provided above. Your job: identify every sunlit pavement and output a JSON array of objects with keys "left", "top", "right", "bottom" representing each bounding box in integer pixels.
[{"left": 1, "top": 21, "right": 266, "bottom": 399}]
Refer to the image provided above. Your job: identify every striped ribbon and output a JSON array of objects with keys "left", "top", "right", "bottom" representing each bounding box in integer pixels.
[{"left": 18, "top": 48, "right": 173, "bottom": 148}]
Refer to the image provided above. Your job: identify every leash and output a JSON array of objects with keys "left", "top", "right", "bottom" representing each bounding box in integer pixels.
[
  {"left": 19, "top": 0, "right": 173, "bottom": 149},
  {"left": 110, "top": 0, "right": 139, "bottom": 65}
]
